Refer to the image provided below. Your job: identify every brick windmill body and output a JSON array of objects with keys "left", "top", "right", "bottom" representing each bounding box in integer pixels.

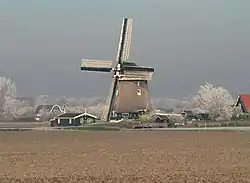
[{"left": 81, "top": 18, "right": 154, "bottom": 121}]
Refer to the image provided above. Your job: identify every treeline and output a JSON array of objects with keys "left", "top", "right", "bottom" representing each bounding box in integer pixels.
[{"left": 0, "top": 76, "right": 241, "bottom": 121}]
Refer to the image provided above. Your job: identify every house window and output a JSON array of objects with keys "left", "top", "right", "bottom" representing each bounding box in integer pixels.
[
  {"left": 112, "top": 111, "right": 117, "bottom": 117},
  {"left": 137, "top": 88, "right": 141, "bottom": 96}
]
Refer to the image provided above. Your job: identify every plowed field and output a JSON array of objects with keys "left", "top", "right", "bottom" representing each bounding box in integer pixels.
[{"left": 0, "top": 131, "right": 250, "bottom": 182}]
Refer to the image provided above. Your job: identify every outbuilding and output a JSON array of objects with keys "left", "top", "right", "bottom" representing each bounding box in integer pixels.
[{"left": 50, "top": 112, "right": 97, "bottom": 127}]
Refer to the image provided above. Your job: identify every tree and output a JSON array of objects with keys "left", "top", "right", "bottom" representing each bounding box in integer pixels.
[
  {"left": 138, "top": 113, "right": 152, "bottom": 123},
  {"left": 13, "top": 100, "right": 34, "bottom": 117},
  {"left": 35, "top": 95, "right": 50, "bottom": 106},
  {"left": 173, "top": 99, "right": 194, "bottom": 113},
  {"left": 192, "top": 83, "right": 234, "bottom": 120},
  {"left": 151, "top": 97, "right": 181, "bottom": 110},
  {"left": 55, "top": 96, "right": 104, "bottom": 118},
  {"left": 36, "top": 108, "right": 63, "bottom": 121},
  {"left": 0, "top": 76, "right": 17, "bottom": 116},
  {"left": 87, "top": 102, "right": 104, "bottom": 119},
  {"left": 56, "top": 97, "right": 83, "bottom": 113}
]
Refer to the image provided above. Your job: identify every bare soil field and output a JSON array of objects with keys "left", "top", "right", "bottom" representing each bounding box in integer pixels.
[{"left": 0, "top": 131, "right": 250, "bottom": 182}]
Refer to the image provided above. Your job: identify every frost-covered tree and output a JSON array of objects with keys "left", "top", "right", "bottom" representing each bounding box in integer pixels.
[
  {"left": 35, "top": 95, "right": 50, "bottom": 106},
  {"left": 0, "top": 76, "right": 36, "bottom": 119},
  {"left": 87, "top": 102, "right": 104, "bottom": 118},
  {"left": 55, "top": 96, "right": 104, "bottom": 118},
  {"left": 151, "top": 97, "right": 181, "bottom": 110},
  {"left": 0, "top": 76, "right": 17, "bottom": 116},
  {"left": 36, "top": 109, "right": 63, "bottom": 121},
  {"left": 64, "top": 105, "right": 85, "bottom": 113},
  {"left": 173, "top": 99, "right": 195, "bottom": 113},
  {"left": 12, "top": 100, "right": 34, "bottom": 117},
  {"left": 56, "top": 97, "right": 83, "bottom": 113},
  {"left": 192, "top": 83, "right": 234, "bottom": 120}
]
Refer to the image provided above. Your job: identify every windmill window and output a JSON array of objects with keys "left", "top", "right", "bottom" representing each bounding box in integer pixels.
[
  {"left": 137, "top": 89, "right": 142, "bottom": 96},
  {"left": 137, "top": 81, "right": 140, "bottom": 86}
]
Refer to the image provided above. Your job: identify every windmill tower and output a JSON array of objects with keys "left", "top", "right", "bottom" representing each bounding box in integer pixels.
[{"left": 80, "top": 17, "right": 154, "bottom": 121}]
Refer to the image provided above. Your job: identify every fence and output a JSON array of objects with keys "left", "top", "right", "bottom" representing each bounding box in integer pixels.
[{"left": 187, "top": 120, "right": 250, "bottom": 128}]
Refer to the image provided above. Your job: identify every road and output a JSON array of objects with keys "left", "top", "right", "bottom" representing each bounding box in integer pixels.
[
  {"left": 1, "top": 122, "right": 250, "bottom": 132},
  {"left": 0, "top": 121, "right": 50, "bottom": 128},
  {"left": 139, "top": 126, "right": 250, "bottom": 132}
]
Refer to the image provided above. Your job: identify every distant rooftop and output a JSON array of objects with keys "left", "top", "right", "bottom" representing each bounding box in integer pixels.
[
  {"left": 56, "top": 112, "right": 97, "bottom": 119},
  {"left": 34, "top": 104, "right": 63, "bottom": 114}
]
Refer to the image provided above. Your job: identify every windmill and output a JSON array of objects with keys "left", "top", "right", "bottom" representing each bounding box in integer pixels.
[{"left": 80, "top": 17, "right": 154, "bottom": 121}]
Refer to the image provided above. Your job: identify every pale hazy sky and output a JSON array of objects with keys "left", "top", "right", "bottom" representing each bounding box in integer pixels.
[{"left": 0, "top": 1, "right": 250, "bottom": 99}]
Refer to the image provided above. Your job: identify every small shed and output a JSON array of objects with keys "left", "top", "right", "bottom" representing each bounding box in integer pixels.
[{"left": 51, "top": 112, "right": 97, "bottom": 127}]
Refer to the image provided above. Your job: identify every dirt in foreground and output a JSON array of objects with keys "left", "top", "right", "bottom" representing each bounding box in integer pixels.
[{"left": 0, "top": 131, "right": 250, "bottom": 183}]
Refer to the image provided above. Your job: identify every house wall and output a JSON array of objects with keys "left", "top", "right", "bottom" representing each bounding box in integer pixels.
[
  {"left": 236, "top": 99, "right": 247, "bottom": 113},
  {"left": 86, "top": 117, "right": 95, "bottom": 123},
  {"left": 59, "top": 119, "right": 70, "bottom": 126},
  {"left": 55, "top": 115, "right": 96, "bottom": 126},
  {"left": 56, "top": 118, "right": 82, "bottom": 126},
  {"left": 74, "top": 118, "right": 81, "bottom": 125}
]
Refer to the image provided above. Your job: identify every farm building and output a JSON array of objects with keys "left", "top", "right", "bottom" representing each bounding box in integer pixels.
[
  {"left": 34, "top": 104, "right": 65, "bottom": 121},
  {"left": 50, "top": 112, "right": 97, "bottom": 127},
  {"left": 234, "top": 94, "right": 250, "bottom": 113},
  {"left": 35, "top": 104, "right": 64, "bottom": 114}
]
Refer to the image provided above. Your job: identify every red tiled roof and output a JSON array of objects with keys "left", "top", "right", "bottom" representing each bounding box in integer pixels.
[{"left": 239, "top": 94, "right": 250, "bottom": 112}]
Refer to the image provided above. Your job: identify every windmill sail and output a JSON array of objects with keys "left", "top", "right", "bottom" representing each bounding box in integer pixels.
[
  {"left": 104, "top": 17, "right": 133, "bottom": 121},
  {"left": 102, "top": 76, "right": 118, "bottom": 121},
  {"left": 121, "top": 18, "right": 133, "bottom": 61},
  {"left": 116, "top": 18, "right": 133, "bottom": 63},
  {"left": 81, "top": 59, "right": 113, "bottom": 72}
]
